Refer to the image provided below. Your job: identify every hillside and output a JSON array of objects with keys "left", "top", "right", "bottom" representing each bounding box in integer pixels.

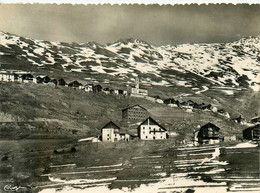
[
  {"left": 0, "top": 31, "right": 259, "bottom": 140},
  {"left": 0, "top": 31, "right": 259, "bottom": 91},
  {"left": 0, "top": 82, "right": 258, "bottom": 140}
]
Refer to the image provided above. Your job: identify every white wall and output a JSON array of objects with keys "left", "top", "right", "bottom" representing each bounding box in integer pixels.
[
  {"left": 102, "top": 128, "right": 115, "bottom": 142},
  {"left": 139, "top": 124, "right": 167, "bottom": 140}
]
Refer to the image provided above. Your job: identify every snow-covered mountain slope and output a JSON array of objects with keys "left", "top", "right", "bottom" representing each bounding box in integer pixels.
[{"left": 0, "top": 31, "right": 259, "bottom": 91}]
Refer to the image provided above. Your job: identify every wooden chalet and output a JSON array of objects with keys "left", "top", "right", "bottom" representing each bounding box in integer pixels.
[
  {"left": 197, "top": 123, "right": 220, "bottom": 144},
  {"left": 51, "top": 79, "right": 58, "bottom": 85},
  {"left": 93, "top": 84, "right": 102, "bottom": 93},
  {"left": 68, "top": 81, "right": 82, "bottom": 88},
  {"left": 137, "top": 117, "right": 168, "bottom": 140},
  {"left": 36, "top": 76, "right": 44, "bottom": 83},
  {"left": 43, "top": 76, "right": 51, "bottom": 84},
  {"left": 58, "top": 78, "right": 67, "bottom": 86},
  {"left": 21, "top": 74, "right": 34, "bottom": 82},
  {"left": 243, "top": 124, "right": 260, "bottom": 141}
]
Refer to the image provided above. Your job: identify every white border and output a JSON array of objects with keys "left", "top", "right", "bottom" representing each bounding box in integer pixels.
[{"left": 0, "top": 1, "right": 259, "bottom": 5}]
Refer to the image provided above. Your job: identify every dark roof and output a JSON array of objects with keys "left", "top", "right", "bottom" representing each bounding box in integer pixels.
[
  {"left": 138, "top": 117, "right": 167, "bottom": 131},
  {"left": 200, "top": 122, "right": 220, "bottom": 131},
  {"left": 101, "top": 121, "right": 120, "bottom": 130},
  {"left": 244, "top": 124, "right": 260, "bottom": 131},
  {"left": 251, "top": 117, "right": 260, "bottom": 123},
  {"left": 122, "top": 104, "right": 147, "bottom": 112}
]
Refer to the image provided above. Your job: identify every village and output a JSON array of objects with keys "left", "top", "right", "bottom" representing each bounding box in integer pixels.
[{"left": 1, "top": 71, "right": 259, "bottom": 145}]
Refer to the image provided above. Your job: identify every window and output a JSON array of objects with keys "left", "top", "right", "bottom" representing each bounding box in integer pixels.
[
  {"left": 107, "top": 134, "right": 109, "bottom": 136},
  {"left": 143, "top": 131, "right": 145, "bottom": 134},
  {"left": 143, "top": 126, "right": 145, "bottom": 130},
  {"left": 146, "top": 136, "right": 148, "bottom": 139}
]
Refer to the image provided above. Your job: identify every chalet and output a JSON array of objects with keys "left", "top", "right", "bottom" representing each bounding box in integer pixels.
[
  {"left": 187, "top": 100, "right": 195, "bottom": 108},
  {"left": 110, "top": 89, "right": 114, "bottom": 94},
  {"left": 130, "top": 77, "right": 148, "bottom": 96},
  {"left": 43, "top": 76, "right": 51, "bottom": 84},
  {"left": 164, "top": 98, "right": 179, "bottom": 107},
  {"left": 101, "top": 121, "right": 130, "bottom": 142},
  {"left": 21, "top": 74, "right": 34, "bottom": 83},
  {"left": 102, "top": 88, "right": 110, "bottom": 95},
  {"left": 156, "top": 98, "right": 164, "bottom": 104},
  {"left": 58, "top": 78, "right": 67, "bottom": 86},
  {"left": 243, "top": 124, "right": 260, "bottom": 141},
  {"left": 118, "top": 89, "right": 124, "bottom": 95},
  {"left": 0, "top": 73, "right": 15, "bottom": 82},
  {"left": 51, "top": 79, "right": 58, "bottom": 85},
  {"left": 197, "top": 123, "right": 220, "bottom": 144},
  {"left": 251, "top": 116, "right": 260, "bottom": 124},
  {"left": 232, "top": 115, "right": 245, "bottom": 124},
  {"left": 194, "top": 102, "right": 205, "bottom": 109},
  {"left": 84, "top": 84, "right": 93, "bottom": 92},
  {"left": 13, "top": 73, "right": 19, "bottom": 81},
  {"left": 93, "top": 84, "right": 102, "bottom": 93},
  {"left": 68, "top": 81, "right": 82, "bottom": 88},
  {"left": 202, "top": 104, "right": 213, "bottom": 111},
  {"left": 224, "top": 135, "right": 237, "bottom": 142},
  {"left": 122, "top": 104, "right": 148, "bottom": 120},
  {"left": 137, "top": 117, "right": 168, "bottom": 140},
  {"left": 36, "top": 76, "right": 44, "bottom": 84}
]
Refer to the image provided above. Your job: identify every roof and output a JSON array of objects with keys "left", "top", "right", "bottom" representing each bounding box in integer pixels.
[
  {"left": 122, "top": 104, "right": 147, "bottom": 112},
  {"left": 251, "top": 117, "right": 260, "bottom": 123},
  {"left": 244, "top": 124, "right": 260, "bottom": 131},
  {"left": 200, "top": 122, "right": 220, "bottom": 131},
  {"left": 138, "top": 117, "right": 167, "bottom": 131},
  {"left": 101, "top": 121, "right": 120, "bottom": 130}
]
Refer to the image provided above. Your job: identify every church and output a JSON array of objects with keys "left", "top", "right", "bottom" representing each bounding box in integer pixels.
[{"left": 129, "top": 76, "right": 148, "bottom": 96}]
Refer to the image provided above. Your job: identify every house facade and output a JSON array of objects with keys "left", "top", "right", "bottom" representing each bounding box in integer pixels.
[
  {"left": 101, "top": 121, "right": 120, "bottom": 142},
  {"left": 122, "top": 104, "right": 148, "bottom": 120},
  {"left": 137, "top": 117, "right": 168, "bottom": 140},
  {"left": 243, "top": 124, "right": 260, "bottom": 141},
  {"left": 101, "top": 121, "right": 130, "bottom": 142},
  {"left": 0, "top": 73, "right": 15, "bottom": 82},
  {"left": 197, "top": 123, "right": 220, "bottom": 144}
]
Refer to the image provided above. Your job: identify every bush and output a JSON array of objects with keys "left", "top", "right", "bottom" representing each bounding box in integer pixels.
[
  {"left": 71, "top": 147, "right": 76, "bottom": 153},
  {"left": 1, "top": 155, "right": 8, "bottom": 161}
]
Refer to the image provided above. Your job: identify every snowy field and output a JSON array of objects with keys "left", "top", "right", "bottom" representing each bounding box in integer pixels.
[{"left": 37, "top": 142, "right": 260, "bottom": 193}]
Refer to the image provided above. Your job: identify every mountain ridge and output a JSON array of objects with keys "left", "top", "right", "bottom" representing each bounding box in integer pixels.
[{"left": 0, "top": 31, "right": 259, "bottom": 91}]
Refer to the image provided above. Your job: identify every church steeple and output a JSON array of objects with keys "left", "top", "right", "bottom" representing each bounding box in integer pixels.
[{"left": 135, "top": 76, "right": 139, "bottom": 89}]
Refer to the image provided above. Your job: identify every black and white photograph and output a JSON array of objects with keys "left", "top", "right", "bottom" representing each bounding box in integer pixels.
[{"left": 0, "top": 1, "right": 259, "bottom": 193}]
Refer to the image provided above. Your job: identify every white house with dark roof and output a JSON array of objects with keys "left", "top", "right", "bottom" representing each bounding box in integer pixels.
[
  {"left": 137, "top": 117, "right": 168, "bottom": 140},
  {"left": 101, "top": 121, "right": 130, "bottom": 142}
]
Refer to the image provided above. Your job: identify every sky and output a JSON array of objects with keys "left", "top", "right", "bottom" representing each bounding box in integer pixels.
[{"left": 0, "top": 3, "right": 259, "bottom": 45}]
